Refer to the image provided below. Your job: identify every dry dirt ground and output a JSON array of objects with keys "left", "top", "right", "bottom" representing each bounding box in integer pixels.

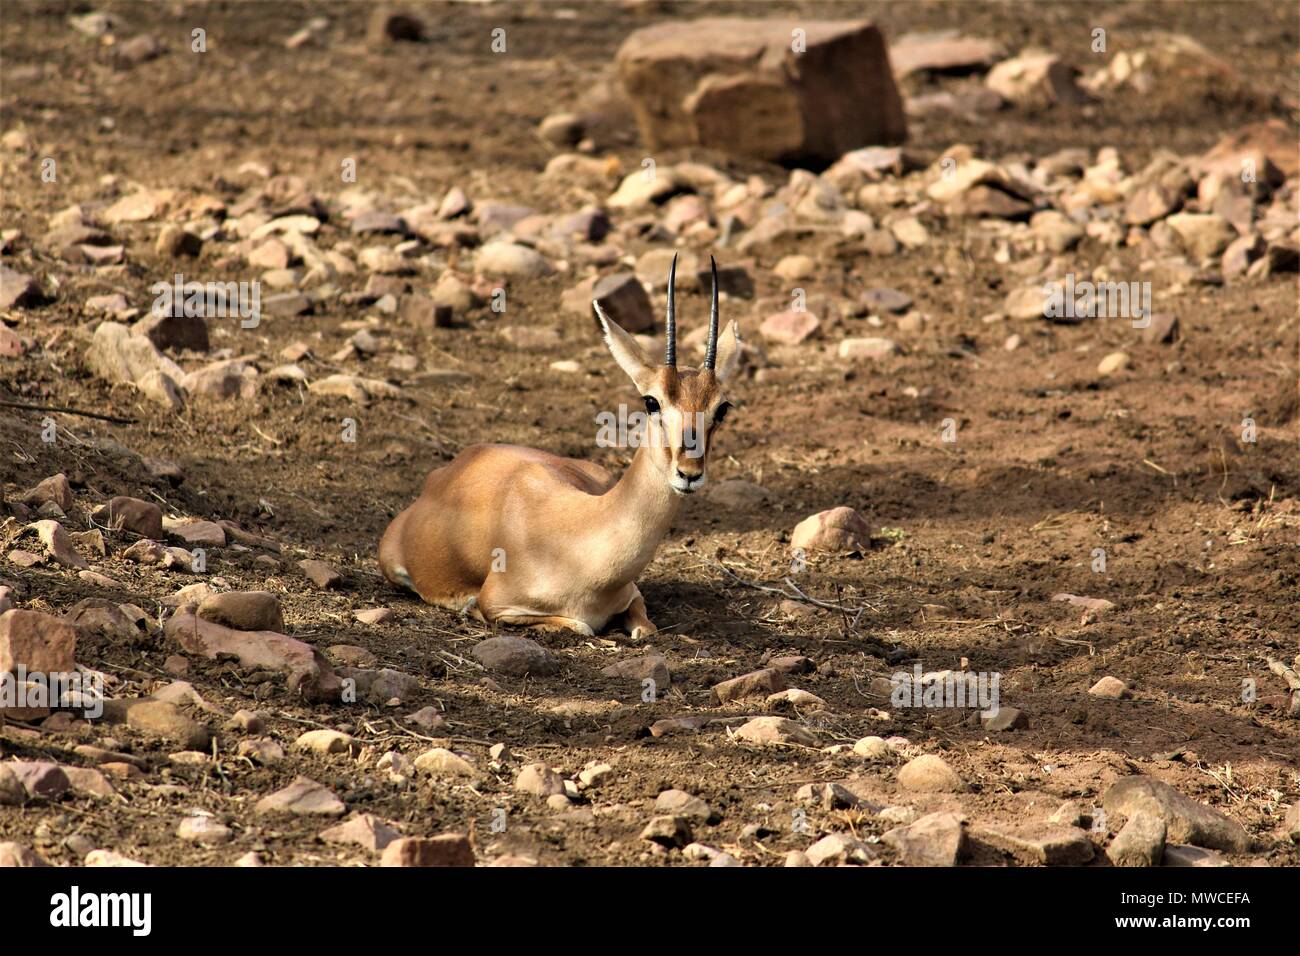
[{"left": 1, "top": 0, "right": 1298, "bottom": 867}]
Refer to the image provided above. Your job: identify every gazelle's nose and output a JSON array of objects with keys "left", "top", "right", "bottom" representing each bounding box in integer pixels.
[{"left": 676, "top": 467, "right": 703, "bottom": 484}]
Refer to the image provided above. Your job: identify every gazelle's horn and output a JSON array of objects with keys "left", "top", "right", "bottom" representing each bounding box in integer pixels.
[
  {"left": 703, "top": 255, "right": 720, "bottom": 370},
  {"left": 665, "top": 253, "right": 677, "bottom": 367}
]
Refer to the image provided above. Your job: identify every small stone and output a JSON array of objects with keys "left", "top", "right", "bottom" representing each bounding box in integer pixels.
[
  {"left": 238, "top": 738, "right": 284, "bottom": 765},
  {"left": 298, "top": 559, "right": 342, "bottom": 589},
  {"left": 27, "top": 519, "right": 86, "bottom": 568},
  {"left": 805, "top": 833, "right": 875, "bottom": 866},
  {"left": 20, "top": 474, "right": 74, "bottom": 511},
  {"left": 197, "top": 591, "right": 284, "bottom": 633},
  {"left": 328, "top": 644, "right": 377, "bottom": 667},
  {"left": 838, "top": 336, "right": 900, "bottom": 361},
  {"left": 732, "top": 716, "right": 819, "bottom": 747},
  {"left": 711, "top": 668, "right": 786, "bottom": 705},
  {"left": 321, "top": 813, "right": 403, "bottom": 852},
  {"left": 1107, "top": 810, "right": 1167, "bottom": 867},
  {"left": 414, "top": 748, "right": 476, "bottom": 778},
  {"left": 96, "top": 496, "right": 163, "bottom": 539},
  {"left": 472, "top": 635, "right": 557, "bottom": 676},
  {"left": 981, "top": 707, "right": 1028, "bottom": 732},
  {"left": 575, "top": 763, "right": 613, "bottom": 790},
  {"left": 790, "top": 506, "right": 871, "bottom": 553},
  {"left": 0, "top": 842, "right": 49, "bottom": 867},
  {"left": 380, "top": 834, "right": 475, "bottom": 867},
  {"left": 640, "top": 815, "right": 692, "bottom": 848},
  {"left": 883, "top": 811, "right": 966, "bottom": 866},
  {"left": 1053, "top": 593, "right": 1116, "bottom": 614},
  {"left": 354, "top": 607, "right": 392, "bottom": 625},
  {"left": 120, "top": 699, "right": 211, "bottom": 750},
  {"left": 177, "top": 815, "right": 233, "bottom": 845},
  {"left": 1162, "top": 844, "right": 1229, "bottom": 867},
  {"left": 62, "top": 767, "right": 114, "bottom": 798},
  {"left": 1097, "top": 351, "right": 1130, "bottom": 376},
  {"left": 405, "top": 706, "right": 446, "bottom": 733},
  {"left": 982, "top": 822, "right": 1095, "bottom": 865},
  {"left": 1285, "top": 802, "right": 1300, "bottom": 843},
  {"left": 853, "top": 735, "right": 890, "bottom": 759},
  {"left": 862, "top": 287, "right": 912, "bottom": 313},
  {"left": 293, "top": 729, "right": 360, "bottom": 756},
  {"left": 255, "top": 777, "right": 345, "bottom": 816},
  {"left": 475, "top": 242, "right": 552, "bottom": 278},
  {"left": 1166, "top": 212, "right": 1235, "bottom": 261},
  {"left": 592, "top": 272, "right": 655, "bottom": 334},
  {"left": 538, "top": 112, "right": 585, "bottom": 147},
  {"left": 766, "top": 688, "right": 827, "bottom": 712},
  {"left": 760, "top": 310, "right": 820, "bottom": 346},
  {"left": 1088, "top": 676, "right": 1130, "bottom": 699},
  {"left": 601, "top": 652, "right": 670, "bottom": 686},
  {"left": 514, "top": 763, "right": 565, "bottom": 797},
  {"left": 773, "top": 254, "right": 816, "bottom": 281},
  {"left": 0, "top": 266, "right": 42, "bottom": 309},
  {"left": 897, "top": 754, "right": 964, "bottom": 793},
  {"left": 2, "top": 761, "right": 69, "bottom": 802},
  {"left": 655, "top": 789, "right": 712, "bottom": 824},
  {"left": 889, "top": 216, "right": 929, "bottom": 248},
  {"left": 1141, "top": 313, "right": 1180, "bottom": 345},
  {"left": 224, "top": 709, "right": 264, "bottom": 735},
  {"left": 155, "top": 224, "right": 202, "bottom": 258},
  {"left": 797, "top": 782, "right": 859, "bottom": 810}
]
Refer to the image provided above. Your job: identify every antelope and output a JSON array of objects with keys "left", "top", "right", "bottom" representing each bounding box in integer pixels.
[{"left": 378, "top": 257, "right": 742, "bottom": 639}]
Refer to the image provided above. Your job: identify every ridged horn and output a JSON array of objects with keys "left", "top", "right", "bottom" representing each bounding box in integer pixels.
[
  {"left": 703, "top": 255, "right": 720, "bottom": 370},
  {"left": 665, "top": 252, "right": 677, "bottom": 367}
]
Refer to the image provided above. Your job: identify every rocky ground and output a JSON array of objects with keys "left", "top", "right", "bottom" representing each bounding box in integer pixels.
[{"left": 1, "top": 1, "right": 1298, "bottom": 868}]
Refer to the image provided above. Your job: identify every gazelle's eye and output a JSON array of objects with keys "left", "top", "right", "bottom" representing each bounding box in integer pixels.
[
  {"left": 643, "top": 396, "right": 660, "bottom": 415},
  {"left": 714, "top": 401, "right": 732, "bottom": 423}
]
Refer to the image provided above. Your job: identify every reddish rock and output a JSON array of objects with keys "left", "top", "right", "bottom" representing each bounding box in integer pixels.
[
  {"left": 0, "top": 609, "right": 79, "bottom": 719},
  {"left": 164, "top": 605, "right": 340, "bottom": 701},
  {"left": 616, "top": 18, "right": 905, "bottom": 166},
  {"left": 298, "top": 559, "right": 342, "bottom": 589},
  {"left": 760, "top": 310, "right": 820, "bottom": 346},
  {"left": 790, "top": 506, "right": 871, "bottom": 553},
  {"left": 380, "top": 834, "right": 475, "bottom": 867},
  {"left": 711, "top": 668, "right": 787, "bottom": 705},
  {"left": 95, "top": 496, "right": 164, "bottom": 539}
]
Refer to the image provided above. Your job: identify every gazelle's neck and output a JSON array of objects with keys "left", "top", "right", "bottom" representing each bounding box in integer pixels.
[{"left": 589, "top": 443, "right": 681, "bottom": 585}]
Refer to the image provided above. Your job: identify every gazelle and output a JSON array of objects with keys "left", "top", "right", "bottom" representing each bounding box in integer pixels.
[{"left": 378, "top": 257, "right": 742, "bottom": 639}]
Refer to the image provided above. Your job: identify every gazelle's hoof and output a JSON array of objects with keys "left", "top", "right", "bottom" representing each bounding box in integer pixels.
[
  {"left": 459, "top": 596, "right": 478, "bottom": 618},
  {"left": 628, "top": 623, "right": 657, "bottom": 642}
]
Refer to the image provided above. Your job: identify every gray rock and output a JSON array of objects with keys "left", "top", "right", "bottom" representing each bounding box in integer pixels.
[
  {"left": 472, "top": 635, "right": 557, "bottom": 676},
  {"left": 882, "top": 810, "right": 966, "bottom": 866},
  {"left": 655, "top": 789, "right": 712, "bottom": 824},
  {"left": 640, "top": 815, "right": 692, "bottom": 848},
  {"left": 897, "top": 754, "right": 964, "bottom": 793},
  {"left": 980, "top": 822, "right": 1095, "bottom": 865},
  {"left": 1102, "top": 776, "right": 1250, "bottom": 853},
  {"left": 592, "top": 272, "right": 655, "bottom": 333},
  {"left": 1107, "top": 810, "right": 1167, "bottom": 867}
]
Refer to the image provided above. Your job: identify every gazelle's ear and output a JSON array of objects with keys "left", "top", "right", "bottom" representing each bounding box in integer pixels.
[
  {"left": 712, "top": 320, "right": 743, "bottom": 382},
  {"left": 595, "top": 301, "right": 655, "bottom": 391}
]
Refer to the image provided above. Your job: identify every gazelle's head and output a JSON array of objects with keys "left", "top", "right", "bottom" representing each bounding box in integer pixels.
[{"left": 594, "top": 255, "right": 742, "bottom": 497}]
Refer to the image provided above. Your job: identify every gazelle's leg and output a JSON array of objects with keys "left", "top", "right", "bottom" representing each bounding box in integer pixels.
[
  {"left": 477, "top": 577, "right": 594, "bottom": 635},
  {"left": 492, "top": 613, "right": 595, "bottom": 636},
  {"left": 619, "top": 587, "right": 657, "bottom": 641}
]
